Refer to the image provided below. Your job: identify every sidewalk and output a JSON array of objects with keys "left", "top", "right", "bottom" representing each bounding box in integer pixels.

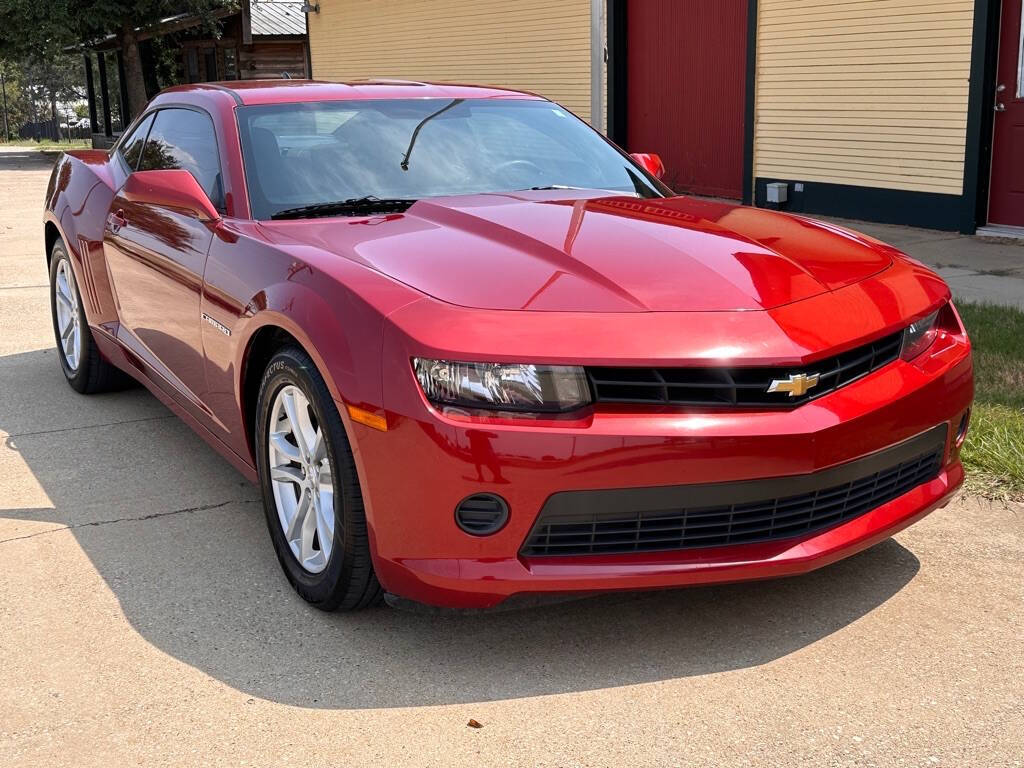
[{"left": 823, "top": 216, "right": 1024, "bottom": 311}]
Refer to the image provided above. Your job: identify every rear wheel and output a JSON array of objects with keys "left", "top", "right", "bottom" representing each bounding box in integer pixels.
[
  {"left": 49, "top": 240, "right": 126, "bottom": 393},
  {"left": 255, "top": 345, "right": 382, "bottom": 611}
]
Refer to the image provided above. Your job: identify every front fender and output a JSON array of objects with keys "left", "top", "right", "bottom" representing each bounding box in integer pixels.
[
  {"left": 201, "top": 225, "right": 422, "bottom": 465},
  {"left": 237, "top": 291, "right": 361, "bottom": 407}
]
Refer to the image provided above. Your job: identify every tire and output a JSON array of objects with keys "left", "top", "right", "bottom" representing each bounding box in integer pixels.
[
  {"left": 255, "top": 345, "right": 382, "bottom": 611},
  {"left": 49, "top": 240, "right": 128, "bottom": 394}
]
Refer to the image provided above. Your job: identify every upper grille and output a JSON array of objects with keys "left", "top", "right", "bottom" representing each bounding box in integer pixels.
[
  {"left": 521, "top": 426, "right": 946, "bottom": 558},
  {"left": 586, "top": 331, "right": 902, "bottom": 408}
]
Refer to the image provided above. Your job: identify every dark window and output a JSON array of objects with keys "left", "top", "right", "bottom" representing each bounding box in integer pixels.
[
  {"left": 138, "top": 108, "right": 223, "bottom": 209},
  {"left": 118, "top": 112, "right": 155, "bottom": 170},
  {"left": 223, "top": 48, "right": 238, "bottom": 80},
  {"left": 203, "top": 47, "right": 218, "bottom": 80},
  {"left": 186, "top": 49, "right": 199, "bottom": 83}
]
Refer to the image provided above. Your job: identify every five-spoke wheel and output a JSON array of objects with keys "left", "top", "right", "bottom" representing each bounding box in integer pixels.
[
  {"left": 268, "top": 385, "right": 336, "bottom": 573},
  {"left": 49, "top": 240, "right": 125, "bottom": 394},
  {"left": 256, "top": 345, "right": 381, "bottom": 610},
  {"left": 53, "top": 257, "right": 82, "bottom": 372}
]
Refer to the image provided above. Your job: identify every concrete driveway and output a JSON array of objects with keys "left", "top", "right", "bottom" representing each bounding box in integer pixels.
[{"left": 1, "top": 146, "right": 1021, "bottom": 767}]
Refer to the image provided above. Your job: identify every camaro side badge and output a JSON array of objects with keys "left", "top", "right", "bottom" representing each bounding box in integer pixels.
[
  {"left": 768, "top": 372, "right": 820, "bottom": 397},
  {"left": 202, "top": 312, "right": 232, "bottom": 337}
]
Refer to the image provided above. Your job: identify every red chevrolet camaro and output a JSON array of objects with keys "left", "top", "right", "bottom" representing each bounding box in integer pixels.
[{"left": 43, "top": 80, "right": 973, "bottom": 611}]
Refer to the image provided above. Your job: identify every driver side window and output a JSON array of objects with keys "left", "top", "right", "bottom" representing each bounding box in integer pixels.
[{"left": 137, "top": 108, "right": 225, "bottom": 211}]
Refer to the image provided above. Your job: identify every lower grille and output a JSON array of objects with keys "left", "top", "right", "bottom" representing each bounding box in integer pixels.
[{"left": 522, "top": 427, "right": 946, "bottom": 557}]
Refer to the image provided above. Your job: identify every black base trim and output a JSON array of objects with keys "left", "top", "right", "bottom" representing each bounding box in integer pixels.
[
  {"left": 742, "top": 0, "right": 757, "bottom": 205},
  {"left": 755, "top": 177, "right": 962, "bottom": 232},
  {"left": 963, "top": 0, "right": 1001, "bottom": 235}
]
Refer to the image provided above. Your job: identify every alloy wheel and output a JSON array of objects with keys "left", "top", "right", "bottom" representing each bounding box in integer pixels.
[
  {"left": 54, "top": 259, "right": 82, "bottom": 371},
  {"left": 267, "top": 384, "right": 336, "bottom": 573}
]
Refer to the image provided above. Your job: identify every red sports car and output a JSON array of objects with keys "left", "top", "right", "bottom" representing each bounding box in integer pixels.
[{"left": 43, "top": 80, "right": 973, "bottom": 611}]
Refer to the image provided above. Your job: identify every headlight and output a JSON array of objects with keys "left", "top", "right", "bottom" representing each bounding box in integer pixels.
[
  {"left": 412, "top": 359, "right": 591, "bottom": 413},
  {"left": 900, "top": 308, "right": 940, "bottom": 361}
]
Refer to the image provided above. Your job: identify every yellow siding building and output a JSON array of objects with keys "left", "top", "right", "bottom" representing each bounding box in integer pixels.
[
  {"left": 307, "top": 0, "right": 596, "bottom": 124},
  {"left": 754, "top": 0, "right": 974, "bottom": 197},
  {"left": 304, "top": 0, "right": 1017, "bottom": 234}
]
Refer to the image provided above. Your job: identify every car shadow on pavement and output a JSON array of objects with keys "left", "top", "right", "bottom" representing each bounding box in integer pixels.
[{"left": 2, "top": 348, "right": 921, "bottom": 709}]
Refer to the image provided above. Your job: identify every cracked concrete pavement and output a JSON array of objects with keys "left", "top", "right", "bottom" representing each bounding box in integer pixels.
[{"left": 1, "top": 146, "right": 1022, "bottom": 767}]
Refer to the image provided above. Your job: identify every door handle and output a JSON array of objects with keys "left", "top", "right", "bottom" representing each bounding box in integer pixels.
[
  {"left": 995, "top": 83, "right": 1007, "bottom": 112},
  {"left": 108, "top": 209, "right": 127, "bottom": 233}
]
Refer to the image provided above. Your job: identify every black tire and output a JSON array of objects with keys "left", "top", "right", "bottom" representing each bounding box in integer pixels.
[
  {"left": 49, "top": 240, "right": 129, "bottom": 394},
  {"left": 255, "top": 345, "right": 382, "bottom": 611}
]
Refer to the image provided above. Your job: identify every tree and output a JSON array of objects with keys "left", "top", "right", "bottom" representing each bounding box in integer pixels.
[
  {"left": 0, "top": 1, "right": 237, "bottom": 119},
  {"left": 22, "top": 56, "right": 84, "bottom": 139},
  {"left": 0, "top": 60, "right": 32, "bottom": 140}
]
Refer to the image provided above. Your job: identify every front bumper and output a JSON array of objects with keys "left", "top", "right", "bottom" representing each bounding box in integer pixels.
[
  {"left": 344, "top": 277, "right": 973, "bottom": 609},
  {"left": 384, "top": 462, "right": 962, "bottom": 610}
]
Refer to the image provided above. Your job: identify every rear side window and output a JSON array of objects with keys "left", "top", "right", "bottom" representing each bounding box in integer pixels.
[
  {"left": 138, "top": 108, "right": 224, "bottom": 209},
  {"left": 119, "top": 113, "right": 155, "bottom": 170}
]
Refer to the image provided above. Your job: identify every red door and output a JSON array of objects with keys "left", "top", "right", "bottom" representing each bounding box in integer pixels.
[
  {"left": 625, "top": 0, "right": 748, "bottom": 199},
  {"left": 989, "top": 0, "right": 1024, "bottom": 227}
]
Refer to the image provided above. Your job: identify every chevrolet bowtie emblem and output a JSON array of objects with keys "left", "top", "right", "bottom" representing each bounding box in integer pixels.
[{"left": 767, "top": 372, "right": 820, "bottom": 397}]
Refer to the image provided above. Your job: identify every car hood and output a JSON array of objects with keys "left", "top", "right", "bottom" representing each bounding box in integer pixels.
[{"left": 259, "top": 192, "right": 896, "bottom": 312}]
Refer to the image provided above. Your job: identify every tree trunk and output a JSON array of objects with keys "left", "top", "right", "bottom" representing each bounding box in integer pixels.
[
  {"left": 49, "top": 91, "right": 62, "bottom": 141},
  {"left": 118, "top": 23, "right": 148, "bottom": 119}
]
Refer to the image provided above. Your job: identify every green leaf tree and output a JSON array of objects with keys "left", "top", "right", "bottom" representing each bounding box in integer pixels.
[{"left": 0, "top": 1, "right": 236, "bottom": 120}]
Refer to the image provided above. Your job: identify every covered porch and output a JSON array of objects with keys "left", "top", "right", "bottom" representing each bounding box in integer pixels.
[{"left": 82, "top": 0, "right": 309, "bottom": 148}]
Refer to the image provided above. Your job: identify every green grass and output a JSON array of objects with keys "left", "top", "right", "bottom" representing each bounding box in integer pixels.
[
  {"left": 956, "top": 302, "right": 1024, "bottom": 499},
  {"left": 2, "top": 138, "right": 92, "bottom": 151}
]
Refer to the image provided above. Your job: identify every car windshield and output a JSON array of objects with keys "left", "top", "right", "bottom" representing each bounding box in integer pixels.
[{"left": 237, "top": 98, "right": 665, "bottom": 219}]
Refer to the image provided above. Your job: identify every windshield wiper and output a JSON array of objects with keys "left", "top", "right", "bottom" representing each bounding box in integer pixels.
[
  {"left": 519, "top": 185, "right": 639, "bottom": 196},
  {"left": 401, "top": 98, "right": 463, "bottom": 171},
  {"left": 270, "top": 196, "right": 417, "bottom": 220},
  {"left": 523, "top": 185, "right": 588, "bottom": 191}
]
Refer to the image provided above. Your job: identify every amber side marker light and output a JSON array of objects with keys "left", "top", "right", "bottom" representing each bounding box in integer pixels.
[
  {"left": 955, "top": 409, "right": 971, "bottom": 449},
  {"left": 347, "top": 404, "right": 388, "bottom": 431}
]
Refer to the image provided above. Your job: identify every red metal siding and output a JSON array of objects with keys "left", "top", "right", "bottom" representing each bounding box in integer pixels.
[
  {"left": 626, "top": 0, "right": 748, "bottom": 199},
  {"left": 988, "top": 0, "right": 1024, "bottom": 227}
]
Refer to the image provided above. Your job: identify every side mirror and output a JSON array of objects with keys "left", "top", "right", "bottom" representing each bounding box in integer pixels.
[
  {"left": 630, "top": 152, "right": 666, "bottom": 181},
  {"left": 122, "top": 169, "right": 221, "bottom": 223}
]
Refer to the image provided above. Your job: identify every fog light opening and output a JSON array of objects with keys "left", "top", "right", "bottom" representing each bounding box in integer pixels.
[
  {"left": 955, "top": 409, "right": 971, "bottom": 449},
  {"left": 455, "top": 493, "right": 509, "bottom": 536}
]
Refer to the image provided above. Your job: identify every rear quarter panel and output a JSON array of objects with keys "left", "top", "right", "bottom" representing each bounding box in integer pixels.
[{"left": 45, "top": 151, "right": 120, "bottom": 329}]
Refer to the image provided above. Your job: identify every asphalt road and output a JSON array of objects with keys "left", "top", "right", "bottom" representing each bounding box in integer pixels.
[{"left": 1, "top": 146, "right": 1021, "bottom": 767}]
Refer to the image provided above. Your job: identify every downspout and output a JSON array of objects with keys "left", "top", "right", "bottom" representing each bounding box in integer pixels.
[{"left": 590, "top": 0, "right": 604, "bottom": 133}]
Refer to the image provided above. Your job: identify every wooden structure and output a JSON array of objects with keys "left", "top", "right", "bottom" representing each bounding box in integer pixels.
[{"left": 83, "top": 0, "right": 309, "bottom": 148}]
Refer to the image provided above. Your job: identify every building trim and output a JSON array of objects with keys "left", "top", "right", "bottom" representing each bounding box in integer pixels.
[
  {"left": 742, "top": 0, "right": 757, "bottom": 205},
  {"left": 606, "top": 0, "right": 627, "bottom": 146},
  {"left": 754, "top": 178, "right": 962, "bottom": 232},
  {"left": 591, "top": 0, "right": 604, "bottom": 132},
  {"left": 962, "top": 0, "right": 1002, "bottom": 235}
]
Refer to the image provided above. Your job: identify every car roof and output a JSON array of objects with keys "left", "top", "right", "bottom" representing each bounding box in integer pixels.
[{"left": 155, "top": 79, "right": 545, "bottom": 107}]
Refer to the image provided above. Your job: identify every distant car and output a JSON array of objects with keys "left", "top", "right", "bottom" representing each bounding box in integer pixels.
[{"left": 43, "top": 80, "right": 973, "bottom": 611}]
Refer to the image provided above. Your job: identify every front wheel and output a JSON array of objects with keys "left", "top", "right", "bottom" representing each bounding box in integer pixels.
[{"left": 255, "top": 345, "right": 382, "bottom": 611}]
